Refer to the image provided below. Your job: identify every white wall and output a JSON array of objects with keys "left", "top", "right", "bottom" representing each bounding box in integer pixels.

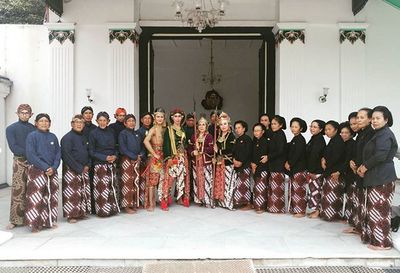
[
  {"left": 59, "top": 0, "right": 137, "bottom": 118},
  {"left": 0, "top": 25, "right": 50, "bottom": 184},
  {"left": 153, "top": 39, "right": 260, "bottom": 126},
  {"left": 363, "top": 0, "right": 400, "bottom": 174}
]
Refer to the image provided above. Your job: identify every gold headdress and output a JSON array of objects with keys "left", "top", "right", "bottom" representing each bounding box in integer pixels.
[
  {"left": 197, "top": 116, "right": 209, "bottom": 127},
  {"left": 218, "top": 111, "right": 230, "bottom": 125}
]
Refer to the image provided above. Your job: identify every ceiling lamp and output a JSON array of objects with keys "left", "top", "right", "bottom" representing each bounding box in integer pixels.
[{"left": 173, "top": 0, "right": 228, "bottom": 33}]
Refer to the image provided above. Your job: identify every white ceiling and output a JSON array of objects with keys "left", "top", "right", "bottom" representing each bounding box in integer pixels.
[{"left": 138, "top": 0, "right": 278, "bottom": 22}]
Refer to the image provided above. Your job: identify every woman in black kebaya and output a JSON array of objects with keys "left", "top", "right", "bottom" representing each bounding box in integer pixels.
[
  {"left": 306, "top": 120, "right": 326, "bottom": 219},
  {"left": 320, "top": 120, "right": 345, "bottom": 221},
  {"left": 358, "top": 106, "right": 398, "bottom": 250},
  {"left": 266, "top": 115, "right": 287, "bottom": 214},
  {"left": 338, "top": 122, "right": 356, "bottom": 225},
  {"left": 285, "top": 118, "right": 307, "bottom": 218},
  {"left": 251, "top": 123, "right": 269, "bottom": 214}
]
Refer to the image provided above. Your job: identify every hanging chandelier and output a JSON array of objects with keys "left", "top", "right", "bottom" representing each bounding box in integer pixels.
[
  {"left": 173, "top": 0, "right": 228, "bottom": 33},
  {"left": 202, "top": 39, "right": 222, "bottom": 88}
]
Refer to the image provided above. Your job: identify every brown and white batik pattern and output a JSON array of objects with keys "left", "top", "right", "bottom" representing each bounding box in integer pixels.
[
  {"left": 289, "top": 171, "right": 308, "bottom": 214},
  {"left": 193, "top": 164, "right": 214, "bottom": 207},
  {"left": 233, "top": 168, "right": 252, "bottom": 207},
  {"left": 62, "top": 165, "right": 91, "bottom": 219},
  {"left": 93, "top": 164, "right": 120, "bottom": 217},
  {"left": 267, "top": 172, "right": 286, "bottom": 213},
  {"left": 139, "top": 161, "right": 146, "bottom": 207},
  {"left": 361, "top": 182, "right": 395, "bottom": 248},
  {"left": 120, "top": 156, "right": 140, "bottom": 209},
  {"left": 216, "top": 165, "right": 237, "bottom": 210},
  {"left": 307, "top": 173, "right": 323, "bottom": 212},
  {"left": 344, "top": 180, "right": 357, "bottom": 225},
  {"left": 9, "top": 158, "right": 29, "bottom": 226},
  {"left": 320, "top": 176, "right": 344, "bottom": 221},
  {"left": 25, "top": 166, "right": 59, "bottom": 231},
  {"left": 355, "top": 186, "right": 365, "bottom": 233},
  {"left": 253, "top": 171, "right": 268, "bottom": 211},
  {"left": 163, "top": 155, "right": 190, "bottom": 201}
]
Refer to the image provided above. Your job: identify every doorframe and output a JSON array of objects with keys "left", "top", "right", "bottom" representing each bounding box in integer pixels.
[{"left": 139, "top": 27, "right": 275, "bottom": 118}]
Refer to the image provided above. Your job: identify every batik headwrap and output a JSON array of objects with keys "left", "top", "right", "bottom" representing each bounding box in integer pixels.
[
  {"left": 169, "top": 108, "right": 185, "bottom": 125},
  {"left": 115, "top": 107, "right": 127, "bottom": 116},
  {"left": 17, "top": 104, "right": 32, "bottom": 114}
]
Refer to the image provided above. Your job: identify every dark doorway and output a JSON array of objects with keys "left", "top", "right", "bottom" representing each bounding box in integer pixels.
[{"left": 139, "top": 27, "right": 275, "bottom": 118}]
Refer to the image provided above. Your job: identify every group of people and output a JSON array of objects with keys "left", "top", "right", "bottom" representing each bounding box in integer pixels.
[{"left": 5, "top": 103, "right": 398, "bottom": 251}]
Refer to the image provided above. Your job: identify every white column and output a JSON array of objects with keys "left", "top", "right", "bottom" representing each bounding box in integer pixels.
[
  {"left": 108, "top": 23, "right": 141, "bottom": 118},
  {"left": 338, "top": 23, "right": 368, "bottom": 120},
  {"left": 45, "top": 23, "right": 75, "bottom": 140},
  {"left": 273, "top": 23, "right": 307, "bottom": 118},
  {"left": 0, "top": 78, "right": 12, "bottom": 185}
]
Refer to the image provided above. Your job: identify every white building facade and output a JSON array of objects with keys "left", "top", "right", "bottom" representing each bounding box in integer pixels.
[{"left": 0, "top": 0, "right": 399, "bottom": 185}]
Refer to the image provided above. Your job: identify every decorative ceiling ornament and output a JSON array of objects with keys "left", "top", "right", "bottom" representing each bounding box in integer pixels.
[
  {"left": 109, "top": 30, "right": 139, "bottom": 44},
  {"left": 48, "top": 30, "right": 75, "bottom": 44},
  {"left": 172, "top": 0, "right": 228, "bottom": 33},
  {"left": 275, "top": 30, "right": 305, "bottom": 45},
  {"left": 339, "top": 30, "right": 366, "bottom": 44}
]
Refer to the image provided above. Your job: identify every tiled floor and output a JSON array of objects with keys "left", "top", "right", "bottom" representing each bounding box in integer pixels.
[{"left": 0, "top": 186, "right": 399, "bottom": 263}]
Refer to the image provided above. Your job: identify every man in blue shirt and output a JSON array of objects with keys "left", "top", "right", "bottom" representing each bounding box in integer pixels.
[{"left": 5, "top": 104, "right": 35, "bottom": 230}]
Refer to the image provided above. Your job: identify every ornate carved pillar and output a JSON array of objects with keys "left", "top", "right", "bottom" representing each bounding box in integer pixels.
[
  {"left": 45, "top": 23, "right": 75, "bottom": 140},
  {"left": 108, "top": 23, "right": 141, "bottom": 118},
  {"left": 338, "top": 23, "right": 368, "bottom": 120},
  {"left": 273, "top": 23, "right": 307, "bottom": 117},
  {"left": 0, "top": 78, "right": 11, "bottom": 185}
]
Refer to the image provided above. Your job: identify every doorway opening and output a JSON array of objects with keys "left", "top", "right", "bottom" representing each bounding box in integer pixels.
[{"left": 139, "top": 27, "right": 275, "bottom": 123}]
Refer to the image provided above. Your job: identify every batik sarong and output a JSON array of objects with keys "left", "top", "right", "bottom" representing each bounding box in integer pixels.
[
  {"left": 289, "top": 171, "right": 308, "bottom": 214},
  {"left": 320, "top": 176, "right": 344, "bottom": 221},
  {"left": 233, "top": 167, "right": 252, "bottom": 207},
  {"left": 62, "top": 165, "right": 91, "bottom": 219},
  {"left": 193, "top": 160, "right": 214, "bottom": 207},
  {"left": 215, "top": 165, "right": 237, "bottom": 210},
  {"left": 163, "top": 154, "right": 190, "bottom": 201},
  {"left": 143, "top": 148, "right": 164, "bottom": 208},
  {"left": 120, "top": 156, "right": 141, "bottom": 209},
  {"left": 344, "top": 180, "right": 357, "bottom": 225},
  {"left": 25, "top": 165, "right": 59, "bottom": 231},
  {"left": 267, "top": 172, "right": 285, "bottom": 213},
  {"left": 307, "top": 173, "right": 323, "bottom": 212},
  {"left": 93, "top": 163, "right": 120, "bottom": 217},
  {"left": 139, "top": 161, "right": 146, "bottom": 207},
  {"left": 253, "top": 171, "right": 268, "bottom": 211},
  {"left": 9, "top": 157, "right": 29, "bottom": 226},
  {"left": 361, "top": 182, "right": 395, "bottom": 248},
  {"left": 213, "top": 161, "right": 226, "bottom": 202}
]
